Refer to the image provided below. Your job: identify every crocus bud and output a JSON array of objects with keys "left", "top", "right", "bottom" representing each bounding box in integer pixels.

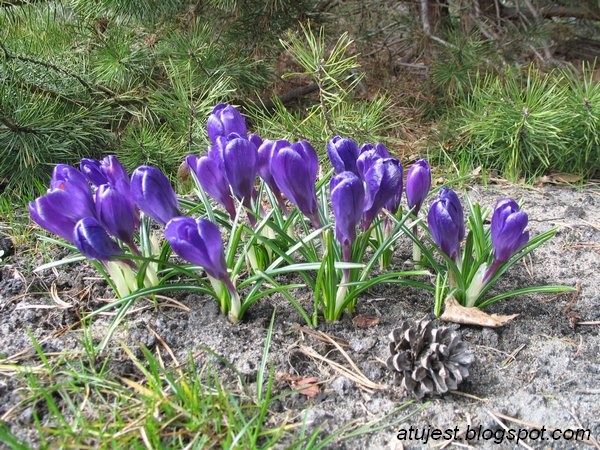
[
  {"left": 223, "top": 136, "right": 258, "bottom": 205},
  {"left": 405, "top": 159, "right": 431, "bottom": 215},
  {"left": 330, "top": 172, "right": 365, "bottom": 261},
  {"left": 427, "top": 188, "right": 465, "bottom": 260},
  {"left": 95, "top": 183, "right": 139, "bottom": 247},
  {"left": 131, "top": 166, "right": 179, "bottom": 225},
  {"left": 327, "top": 136, "right": 359, "bottom": 174},
  {"left": 257, "top": 139, "right": 290, "bottom": 208},
  {"left": 186, "top": 154, "right": 236, "bottom": 219},
  {"left": 165, "top": 217, "right": 228, "bottom": 281},
  {"left": 491, "top": 199, "right": 529, "bottom": 263},
  {"left": 73, "top": 217, "right": 123, "bottom": 261},
  {"left": 271, "top": 140, "right": 321, "bottom": 227},
  {"left": 362, "top": 158, "right": 403, "bottom": 229},
  {"left": 207, "top": 103, "right": 248, "bottom": 143}
]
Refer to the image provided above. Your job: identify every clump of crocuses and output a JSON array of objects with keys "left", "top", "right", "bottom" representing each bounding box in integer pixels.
[
  {"left": 29, "top": 156, "right": 179, "bottom": 297},
  {"left": 30, "top": 102, "right": 568, "bottom": 327},
  {"left": 422, "top": 188, "right": 568, "bottom": 312}
]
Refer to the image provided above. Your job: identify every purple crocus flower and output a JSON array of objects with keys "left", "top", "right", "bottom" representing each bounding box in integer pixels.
[
  {"left": 207, "top": 103, "right": 248, "bottom": 143},
  {"left": 130, "top": 166, "right": 179, "bottom": 225},
  {"left": 405, "top": 159, "right": 431, "bottom": 216},
  {"left": 327, "top": 136, "right": 360, "bottom": 174},
  {"left": 330, "top": 172, "right": 365, "bottom": 262},
  {"left": 271, "top": 140, "right": 321, "bottom": 227},
  {"left": 186, "top": 154, "right": 236, "bottom": 219},
  {"left": 165, "top": 216, "right": 229, "bottom": 282},
  {"left": 427, "top": 188, "right": 465, "bottom": 260},
  {"left": 257, "top": 139, "right": 290, "bottom": 210},
  {"left": 361, "top": 158, "right": 403, "bottom": 229},
  {"left": 223, "top": 136, "right": 258, "bottom": 205},
  {"left": 491, "top": 199, "right": 529, "bottom": 263},
  {"left": 95, "top": 183, "right": 139, "bottom": 250},
  {"left": 29, "top": 165, "right": 96, "bottom": 242},
  {"left": 73, "top": 216, "right": 123, "bottom": 261}
]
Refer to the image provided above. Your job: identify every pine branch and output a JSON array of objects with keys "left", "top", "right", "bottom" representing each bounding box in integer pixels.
[
  {"left": 0, "top": 110, "right": 35, "bottom": 133},
  {"left": 0, "top": 41, "right": 116, "bottom": 97},
  {"left": 0, "top": 0, "right": 48, "bottom": 7}
]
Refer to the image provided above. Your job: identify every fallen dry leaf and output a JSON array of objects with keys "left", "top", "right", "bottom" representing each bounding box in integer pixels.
[
  {"left": 276, "top": 373, "right": 320, "bottom": 397},
  {"left": 536, "top": 172, "right": 583, "bottom": 185},
  {"left": 440, "top": 297, "right": 518, "bottom": 327},
  {"left": 352, "top": 314, "right": 380, "bottom": 329}
]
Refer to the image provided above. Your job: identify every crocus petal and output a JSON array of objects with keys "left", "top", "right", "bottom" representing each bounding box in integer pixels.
[
  {"left": 51, "top": 164, "right": 89, "bottom": 189},
  {"left": 188, "top": 154, "right": 236, "bottom": 219},
  {"left": 356, "top": 149, "right": 382, "bottom": 180},
  {"left": 197, "top": 218, "right": 228, "bottom": 278},
  {"left": 73, "top": 217, "right": 123, "bottom": 260},
  {"left": 165, "top": 217, "right": 227, "bottom": 280},
  {"left": 223, "top": 136, "right": 258, "bottom": 202},
  {"left": 50, "top": 164, "right": 95, "bottom": 207},
  {"left": 427, "top": 188, "right": 465, "bottom": 259},
  {"left": 360, "top": 142, "right": 390, "bottom": 158},
  {"left": 491, "top": 198, "right": 529, "bottom": 263},
  {"left": 428, "top": 199, "right": 460, "bottom": 259},
  {"left": 405, "top": 159, "right": 431, "bottom": 214},
  {"left": 491, "top": 199, "right": 519, "bottom": 238},
  {"left": 29, "top": 168, "right": 96, "bottom": 244},
  {"left": 207, "top": 103, "right": 248, "bottom": 143},
  {"left": 100, "top": 155, "right": 131, "bottom": 198},
  {"left": 131, "top": 166, "right": 179, "bottom": 225},
  {"left": 271, "top": 141, "right": 319, "bottom": 220},
  {"left": 80, "top": 159, "right": 109, "bottom": 187},
  {"left": 249, "top": 133, "right": 263, "bottom": 149},
  {"left": 257, "top": 139, "right": 290, "bottom": 195},
  {"left": 95, "top": 183, "right": 139, "bottom": 244},
  {"left": 29, "top": 193, "right": 79, "bottom": 243},
  {"left": 327, "top": 136, "right": 360, "bottom": 174},
  {"left": 331, "top": 171, "right": 365, "bottom": 248},
  {"left": 362, "top": 158, "right": 403, "bottom": 227},
  {"left": 439, "top": 188, "right": 465, "bottom": 242}
]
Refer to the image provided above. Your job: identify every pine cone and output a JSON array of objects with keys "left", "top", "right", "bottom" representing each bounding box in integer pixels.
[{"left": 386, "top": 319, "right": 473, "bottom": 399}]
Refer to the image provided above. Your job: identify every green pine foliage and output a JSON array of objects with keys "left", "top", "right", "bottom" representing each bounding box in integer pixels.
[
  {"left": 249, "top": 25, "right": 397, "bottom": 157},
  {"left": 0, "top": 0, "right": 315, "bottom": 199},
  {"left": 439, "top": 65, "right": 600, "bottom": 180}
]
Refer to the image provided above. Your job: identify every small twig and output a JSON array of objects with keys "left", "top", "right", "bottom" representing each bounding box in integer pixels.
[
  {"left": 449, "top": 390, "right": 488, "bottom": 402},
  {"left": 569, "top": 408, "right": 600, "bottom": 450},
  {"left": 485, "top": 410, "right": 534, "bottom": 450},
  {"left": 300, "top": 345, "right": 386, "bottom": 393},
  {"left": 501, "top": 343, "right": 526, "bottom": 368},
  {"left": 292, "top": 323, "right": 349, "bottom": 348}
]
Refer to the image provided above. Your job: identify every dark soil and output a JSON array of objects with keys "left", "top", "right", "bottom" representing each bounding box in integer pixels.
[{"left": 1, "top": 184, "right": 599, "bottom": 449}]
